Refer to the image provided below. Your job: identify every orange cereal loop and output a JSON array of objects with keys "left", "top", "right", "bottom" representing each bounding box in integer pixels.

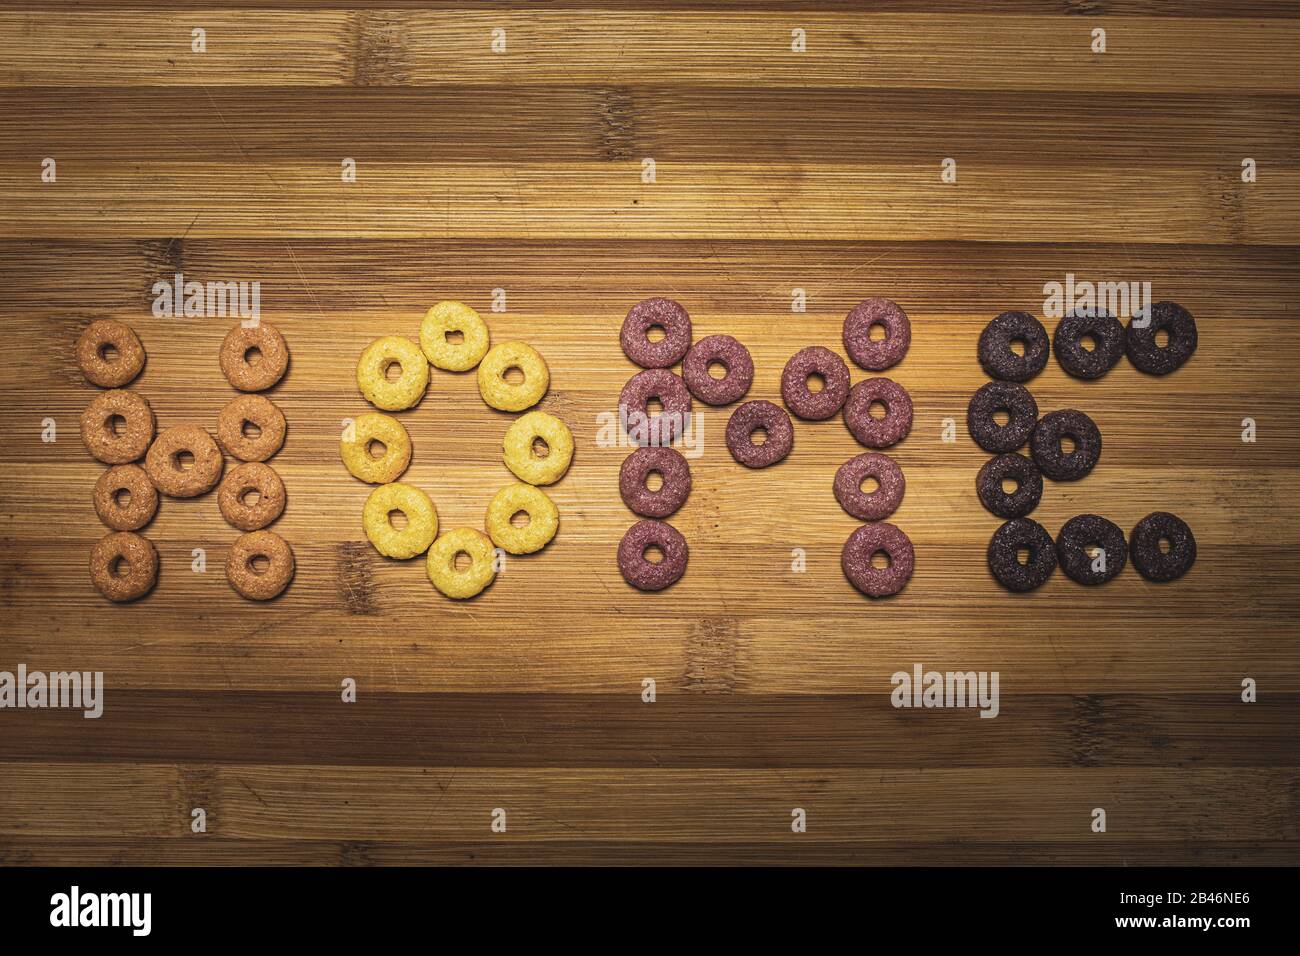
[
  {"left": 145, "top": 425, "right": 224, "bottom": 498},
  {"left": 217, "top": 462, "right": 286, "bottom": 531},
  {"left": 93, "top": 464, "right": 159, "bottom": 531},
  {"left": 217, "top": 394, "right": 286, "bottom": 462},
  {"left": 226, "top": 530, "right": 295, "bottom": 600},
  {"left": 80, "top": 390, "right": 155, "bottom": 464},
  {"left": 219, "top": 322, "right": 289, "bottom": 392},
  {"left": 76, "top": 320, "right": 145, "bottom": 388},
  {"left": 89, "top": 531, "right": 159, "bottom": 602}
]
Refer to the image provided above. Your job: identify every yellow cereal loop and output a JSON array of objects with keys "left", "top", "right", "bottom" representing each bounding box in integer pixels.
[
  {"left": 485, "top": 483, "right": 559, "bottom": 555},
  {"left": 420, "top": 301, "right": 490, "bottom": 372},
  {"left": 356, "top": 335, "right": 429, "bottom": 411},
  {"left": 477, "top": 341, "right": 549, "bottom": 412},
  {"left": 363, "top": 482, "right": 438, "bottom": 559},
  {"left": 502, "top": 411, "right": 574, "bottom": 486},
  {"left": 426, "top": 528, "right": 497, "bottom": 599},
  {"left": 340, "top": 412, "right": 412, "bottom": 484}
]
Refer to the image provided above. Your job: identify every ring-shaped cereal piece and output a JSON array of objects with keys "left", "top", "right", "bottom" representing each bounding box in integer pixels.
[
  {"left": 357, "top": 335, "right": 429, "bottom": 411},
  {"left": 966, "top": 381, "right": 1038, "bottom": 454},
  {"left": 726, "top": 400, "right": 793, "bottom": 468},
  {"left": 1030, "top": 409, "right": 1101, "bottom": 482},
  {"left": 419, "top": 301, "right": 490, "bottom": 372},
  {"left": 76, "top": 320, "right": 145, "bottom": 388},
  {"left": 833, "top": 452, "right": 905, "bottom": 522},
  {"left": 226, "top": 530, "right": 295, "bottom": 600},
  {"left": 1126, "top": 300, "right": 1198, "bottom": 376},
  {"left": 426, "top": 528, "right": 497, "bottom": 599},
  {"left": 987, "top": 517, "right": 1057, "bottom": 592},
  {"left": 477, "top": 342, "right": 550, "bottom": 412},
  {"left": 340, "top": 412, "right": 412, "bottom": 484},
  {"left": 145, "top": 425, "right": 224, "bottom": 498},
  {"left": 843, "top": 297, "right": 911, "bottom": 371},
  {"left": 1056, "top": 513, "right": 1127, "bottom": 586},
  {"left": 219, "top": 322, "right": 289, "bottom": 392},
  {"left": 781, "top": 346, "right": 851, "bottom": 420},
  {"left": 844, "top": 377, "right": 913, "bottom": 449},
  {"left": 90, "top": 531, "right": 159, "bottom": 602},
  {"left": 363, "top": 482, "right": 439, "bottom": 559},
  {"left": 841, "top": 521, "right": 915, "bottom": 598},
  {"left": 978, "top": 311, "right": 1050, "bottom": 383},
  {"left": 485, "top": 483, "right": 559, "bottom": 555},
  {"left": 1130, "top": 511, "right": 1196, "bottom": 583},
  {"left": 217, "top": 394, "right": 286, "bottom": 462},
  {"left": 217, "top": 461, "right": 286, "bottom": 531},
  {"left": 502, "top": 411, "right": 574, "bottom": 486},
  {"left": 80, "top": 390, "right": 155, "bottom": 464},
  {"left": 619, "top": 446, "right": 691, "bottom": 519},
  {"left": 1053, "top": 311, "right": 1124, "bottom": 380},
  {"left": 620, "top": 368, "right": 693, "bottom": 447},
  {"left": 682, "top": 334, "right": 754, "bottom": 406},
  {"left": 93, "top": 464, "right": 159, "bottom": 531},
  {"left": 617, "top": 519, "right": 689, "bottom": 592},
  {"left": 975, "top": 452, "right": 1043, "bottom": 519},
  {"left": 620, "top": 297, "right": 693, "bottom": 369}
]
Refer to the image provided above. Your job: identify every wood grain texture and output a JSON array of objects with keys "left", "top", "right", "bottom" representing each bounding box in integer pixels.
[
  {"left": 17, "top": 0, "right": 1300, "bottom": 13},
  {"left": 0, "top": 2, "right": 1298, "bottom": 867},
  {"left": 3, "top": 11, "right": 1299, "bottom": 91},
  {"left": 6, "top": 88, "right": 1298, "bottom": 166},
  {"left": 4, "top": 161, "right": 1296, "bottom": 243}
]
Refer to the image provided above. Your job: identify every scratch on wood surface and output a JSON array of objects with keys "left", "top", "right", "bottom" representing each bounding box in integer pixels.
[
  {"left": 682, "top": 616, "right": 744, "bottom": 693},
  {"left": 238, "top": 776, "right": 271, "bottom": 810},
  {"left": 335, "top": 542, "right": 379, "bottom": 616}
]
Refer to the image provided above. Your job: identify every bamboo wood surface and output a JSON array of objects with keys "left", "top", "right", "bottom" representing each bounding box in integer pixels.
[{"left": 0, "top": 3, "right": 1297, "bottom": 866}]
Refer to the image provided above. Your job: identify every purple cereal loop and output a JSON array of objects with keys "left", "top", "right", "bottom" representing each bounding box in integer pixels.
[
  {"left": 843, "top": 297, "right": 911, "bottom": 371},
  {"left": 987, "top": 517, "right": 1057, "bottom": 592},
  {"left": 975, "top": 453, "right": 1042, "bottom": 519},
  {"left": 841, "top": 522, "right": 914, "bottom": 598},
  {"left": 1053, "top": 311, "right": 1123, "bottom": 380},
  {"left": 619, "top": 446, "right": 692, "bottom": 519},
  {"left": 619, "top": 368, "right": 693, "bottom": 447},
  {"left": 620, "top": 297, "right": 692, "bottom": 369},
  {"left": 725, "top": 400, "right": 794, "bottom": 468},
  {"left": 1126, "top": 300, "right": 1197, "bottom": 376},
  {"left": 1029, "top": 408, "right": 1101, "bottom": 481},
  {"left": 966, "top": 380, "right": 1038, "bottom": 454},
  {"left": 843, "top": 377, "right": 913, "bottom": 449},
  {"left": 1130, "top": 511, "right": 1196, "bottom": 583},
  {"left": 780, "top": 346, "right": 851, "bottom": 420},
  {"left": 1055, "top": 513, "right": 1127, "bottom": 586},
  {"left": 833, "top": 452, "right": 905, "bottom": 521},
  {"left": 682, "top": 334, "right": 754, "bottom": 406},
  {"left": 978, "top": 311, "right": 1050, "bottom": 383},
  {"left": 617, "top": 519, "right": 688, "bottom": 591}
]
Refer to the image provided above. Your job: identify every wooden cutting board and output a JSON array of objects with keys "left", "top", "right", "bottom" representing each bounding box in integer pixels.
[{"left": 1, "top": 2, "right": 1297, "bottom": 865}]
